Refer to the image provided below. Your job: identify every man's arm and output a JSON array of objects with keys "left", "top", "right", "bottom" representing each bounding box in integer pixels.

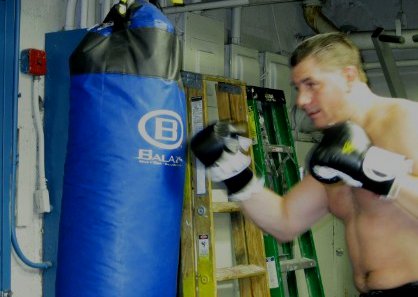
[
  {"left": 239, "top": 175, "right": 329, "bottom": 242},
  {"left": 380, "top": 102, "right": 418, "bottom": 219},
  {"left": 190, "top": 122, "right": 330, "bottom": 241}
]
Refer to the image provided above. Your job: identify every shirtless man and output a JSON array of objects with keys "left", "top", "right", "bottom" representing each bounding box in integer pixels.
[{"left": 191, "top": 32, "right": 418, "bottom": 296}]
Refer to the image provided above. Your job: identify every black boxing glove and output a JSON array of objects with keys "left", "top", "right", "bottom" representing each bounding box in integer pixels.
[
  {"left": 190, "top": 121, "right": 262, "bottom": 201},
  {"left": 307, "top": 121, "right": 412, "bottom": 199}
]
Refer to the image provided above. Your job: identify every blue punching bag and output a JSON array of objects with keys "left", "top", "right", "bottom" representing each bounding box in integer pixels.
[{"left": 55, "top": 2, "right": 186, "bottom": 297}]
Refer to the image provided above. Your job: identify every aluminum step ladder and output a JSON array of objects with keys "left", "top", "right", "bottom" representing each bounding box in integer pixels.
[{"left": 246, "top": 85, "right": 325, "bottom": 297}]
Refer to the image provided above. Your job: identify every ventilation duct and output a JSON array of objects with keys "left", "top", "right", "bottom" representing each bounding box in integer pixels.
[
  {"left": 302, "top": 2, "right": 338, "bottom": 33},
  {"left": 302, "top": 0, "right": 418, "bottom": 50}
]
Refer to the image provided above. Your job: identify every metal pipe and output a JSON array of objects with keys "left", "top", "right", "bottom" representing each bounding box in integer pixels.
[
  {"left": 302, "top": 3, "right": 338, "bottom": 33},
  {"left": 100, "top": 0, "right": 112, "bottom": 22},
  {"left": 349, "top": 30, "right": 418, "bottom": 50},
  {"left": 163, "top": 0, "right": 302, "bottom": 14},
  {"left": 164, "top": 0, "right": 248, "bottom": 13},
  {"left": 379, "top": 34, "right": 405, "bottom": 44},
  {"left": 64, "top": 0, "right": 78, "bottom": 30},
  {"left": 189, "top": 0, "right": 203, "bottom": 14},
  {"left": 231, "top": 7, "right": 242, "bottom": 44},
  {"left": 2, "top": 0, "right": 21, "bottom": 290},
  {"left": 87, "top": 0, "right": 97, "bottom": 27},
  {"left": 302, "top": 0, "right": 418, "bottom": 50},
  {"left": 80, "top": 0, "right": 89, "bottom": 28},
  {"left": 364, "top": 59, "right": 418, "bottom": 70}
]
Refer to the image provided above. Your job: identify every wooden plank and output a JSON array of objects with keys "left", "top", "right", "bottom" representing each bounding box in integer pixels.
[
  {"left": 231, "top": 212, "right": 253, "bottom": 297},
  {"left": 191, "top": 83, "right": 217, "bottom": 297},
  {"left": 215, "top": 84, "right": 253, "bottom": 297},
  {"left": 228, "top": 91, "right": 248, "bottom": 124},
  {"left": 215, "top": 89, "right": 231, "bottom": 121},
  {"left": 182, "top": 73, "right": 271, "bottom": 297},
  {"left": 227, "top": 85, "right": 271, "bottom": 297},
  {"left": 212, "top": 202, "right": 240, "bottom": 213},
  {"left": 245, "top": 218, "right": 271, "bottom": 297},
  {"left": 180, "top": 148, "right": 196, "bottom": 297},
  {"left": 181, "top": 86, "right": 202, "bottom": 297},
  {"left": 216, "top": 264, "right": 266, "bottom": 282},
  {"left": 242, "top": 87, "right": 271, "bottom": 297}
]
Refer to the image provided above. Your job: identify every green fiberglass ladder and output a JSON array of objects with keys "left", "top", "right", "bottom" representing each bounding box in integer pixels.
[{"left": 246, "top": 86, "right": 325, "bottom": 297}]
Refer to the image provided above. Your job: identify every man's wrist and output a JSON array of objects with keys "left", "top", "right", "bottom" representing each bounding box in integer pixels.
[
  {"left": 228, "top": 176, "right": 264, "bottom": 202},
  {"left": 223, "top": 167, "right": 253, "bottom": 194}
]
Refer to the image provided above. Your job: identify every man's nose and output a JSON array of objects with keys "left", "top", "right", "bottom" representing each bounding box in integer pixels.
[{"left": 296, "top": 91, "right": 312, "bottom": 108}]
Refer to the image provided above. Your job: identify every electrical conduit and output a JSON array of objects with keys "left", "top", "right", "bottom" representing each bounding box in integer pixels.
[
  {"left": 11, "top": 76, "right": 52, "bottom": 270},
  {"left": 32, "top": 77, "right": 51, "bottom": 214}
]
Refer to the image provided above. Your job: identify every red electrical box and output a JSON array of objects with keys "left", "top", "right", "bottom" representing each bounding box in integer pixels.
[{"left": 21, "top": 49, "right": 47, "bottom": 76}]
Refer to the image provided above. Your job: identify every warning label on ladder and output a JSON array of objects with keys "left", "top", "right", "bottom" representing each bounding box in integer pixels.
[
  {"left": 198, "top": 234, "right": 209, "bottom": 258},
  {"left": 266, "top": 256, "right": 279, "bottom": 289}
]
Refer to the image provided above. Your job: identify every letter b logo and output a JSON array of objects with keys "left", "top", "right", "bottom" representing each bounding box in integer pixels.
[
  {"left": 154, "top": 117, "right": 178, "bottom": 142},
  {"left": 138, "top": 110, "right": 184, "bottom": 150}
]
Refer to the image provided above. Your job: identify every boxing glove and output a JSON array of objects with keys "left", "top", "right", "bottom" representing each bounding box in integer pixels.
[
  {"left": 190, "top": 121, "right": 262, "bottom": 201},
  {"left": 307, "top": 121, "right": 412, "bottom": 199}
]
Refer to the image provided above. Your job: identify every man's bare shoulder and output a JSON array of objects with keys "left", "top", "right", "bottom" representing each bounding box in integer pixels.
[
  {"left": 374, "top": 97, "right": 418, "bottom": 121},
  {"left": 390, "top": 96, "right": 418, "bottom": 111},
  {"left": 368, "top": 97, "right": 418, "bottom": 172},
  {"left": 383, "top": 98, "right": 418, "bottom": 137}
]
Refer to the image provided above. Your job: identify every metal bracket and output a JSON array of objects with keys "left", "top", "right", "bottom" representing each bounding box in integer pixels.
[
  {"left": 217, "top": 82, "right": 241, "bottom": 95},
  {"left": 280, "top": 257, "right": 317, "bottom": 273},
  {"left": 181, "top": 71, "right": 203, "bottom": 89},
  {"left": 265, "top": 144, "right": 293, "bottom": 154},
  {"left": 371, "top": 27, "right": 407, "bottom": 98}
]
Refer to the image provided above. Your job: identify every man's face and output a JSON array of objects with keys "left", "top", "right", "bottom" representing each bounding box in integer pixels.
[{"left": 291, "top": 56, "right": 349, "bottom": 129}]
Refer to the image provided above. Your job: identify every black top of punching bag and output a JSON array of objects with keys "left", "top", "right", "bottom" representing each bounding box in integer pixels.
[{"left": 69, "top": 0, "right": 181, "bottom": 81}]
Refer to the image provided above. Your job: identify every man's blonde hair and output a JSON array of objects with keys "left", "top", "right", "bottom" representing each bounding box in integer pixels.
[{"left": 290, "top": 32, "right": 367, "bottom": 83}]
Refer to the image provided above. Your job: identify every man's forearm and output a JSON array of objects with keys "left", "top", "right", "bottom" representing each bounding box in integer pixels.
[{"left": 239, "top": 188, "right": 296, "bottom": 242}]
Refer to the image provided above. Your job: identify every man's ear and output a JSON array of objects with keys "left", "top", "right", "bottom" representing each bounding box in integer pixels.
[{"left": 342, "top": 65, "right": 359, "bottom": 82}]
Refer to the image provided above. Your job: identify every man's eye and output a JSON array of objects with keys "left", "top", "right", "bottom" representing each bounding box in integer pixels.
[{"left": 306, "top": 82, "right": 318, "bottom": 89}]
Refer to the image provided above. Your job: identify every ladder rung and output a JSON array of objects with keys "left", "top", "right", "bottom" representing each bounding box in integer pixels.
[
  {"left": 216, "top": 264, "right": 266, "bottom": 282},
  {"left": 280, "top": 257, "right": 317, "bottom": 272},
  {"left": 212, "top": 202, "right": 240, "bottom": 213},
  {"left": 265, "top": 144, "right": 293, "bottom": 154}
]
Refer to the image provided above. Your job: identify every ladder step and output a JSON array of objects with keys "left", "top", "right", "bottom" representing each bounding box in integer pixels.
[
  {"left": 216, "top": 264, "right": 266, "bottom": 282},
  {"left": 265, "top": 144, "right": 293, "bottom": 154},
  {"left": 280, "top": 257, "right": 317, "bottom": 272},
  {"left": 212, "top": 202, "right": 241, "bottom": 213}
]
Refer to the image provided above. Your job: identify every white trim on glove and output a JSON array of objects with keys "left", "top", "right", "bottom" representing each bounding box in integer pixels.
[
  {"left": 362, "top": 146, "right": 411, "bottom": 182},
  {"left": 312, "top": 165, "right": 363, "bottom": 187},
  {"left": 209, "top": 150, "right": 251, "bottom": 182},
  {"left": 229, "top": 176, "right": 265, "bottom": 202}
]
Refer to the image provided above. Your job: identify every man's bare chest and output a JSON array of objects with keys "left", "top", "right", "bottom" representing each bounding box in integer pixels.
[{"left": 326, "top": 184, "right": 383, "bottom": 220}]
